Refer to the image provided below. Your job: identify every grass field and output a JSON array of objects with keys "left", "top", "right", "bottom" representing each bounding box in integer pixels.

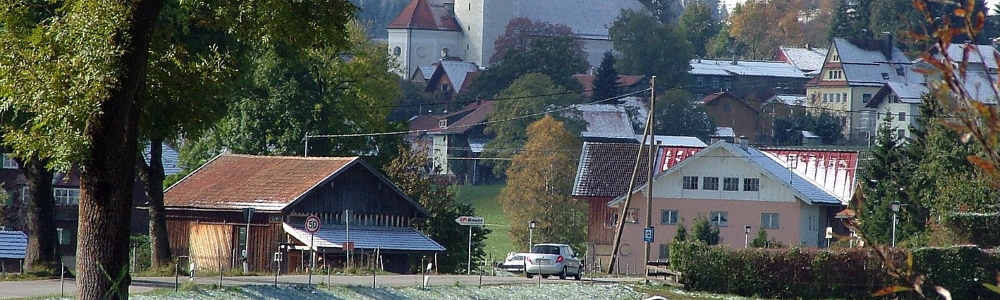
[{"left": 453, "top": 184, "right": 519, "bottom": 262}]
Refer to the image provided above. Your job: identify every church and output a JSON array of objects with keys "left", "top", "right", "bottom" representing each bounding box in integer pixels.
[{"left": 387, "top": 0, "right": 644, "bottom": 78}]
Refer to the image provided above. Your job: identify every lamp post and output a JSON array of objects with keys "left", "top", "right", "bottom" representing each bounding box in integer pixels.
[
  {"left": 744, "top": 226, "right": 751, "bottom": 248},
  {"left": 890, "top": 201, "right": 900, "bottom": 247},
  {"left": 528, "top": 221, "right": 536, "bottom": 250}
]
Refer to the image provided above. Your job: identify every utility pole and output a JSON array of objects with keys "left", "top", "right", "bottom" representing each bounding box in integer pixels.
[
  {"left": 642, "top": 76, "right": 655, "bottom": 283},
  {"left": 607, "top": 84, "right": 655, "bottom": 274}
]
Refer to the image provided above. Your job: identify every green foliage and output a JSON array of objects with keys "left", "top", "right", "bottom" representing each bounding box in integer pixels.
[
  {"left": 669, "top": 244, "right": 1000, "bottom": 299},
  {"left": 637, "top": 0, "right": 684, "bottom": 24},
  {"left": 498, "top": 116, "right": 586, "bottom": 253},
  {"left": 690, "top": 214, "right": 720, "bottom": 245},
  {"left": 857, "top": 114, "right": 909, "bottom": 245},
  {"left": 461, "top": 37, "right": 587, "bottom": 103},
  {"left": 489, "top": 17, "right": 583, "bottom": 65},
  {"left": 482, "top": 73, "right": 585, "bottom": 177},
  {"left": 679, "top": 2, "right": 721, "bottom": 58},
  {"left": 129, "top": 235, "right": 153, "bottom": 273},
  {"left": 383, "top": 146, "right": 489, "bottom": 273},
  {"left": 609, "top": 9, "right": 693, "bottom": 89},
  {"left": 673, "top": 223, "right": 688, "bottom": 242},
  {"left": 942, "top": 212, "right": 1000, "bottom": 247},
  {"left": 828, "top": 0, "right": 869, "bottom": 40},
  {"left": 750, "top": 229, "right": 782, "bottom": 248},
  {"left": 652, "top": 89, "right": 715, "bottom": 140},
  {"left": 592, "top": 52, "right": 620, "bottom": 102},
  {"left": 771, "top": 111, "right": 844, "bottom": 145},
  {"left": 389, "top": 80, "right": 434, "bottom": 123}
]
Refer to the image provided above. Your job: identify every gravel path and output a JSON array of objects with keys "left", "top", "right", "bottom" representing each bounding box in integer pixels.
[{"left": 130, "top": 283, "right": 647, "bottom": 300}]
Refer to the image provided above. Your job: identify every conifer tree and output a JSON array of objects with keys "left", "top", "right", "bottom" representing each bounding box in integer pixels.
[
  {"left": 592, "top": 52, "right": 620, "bottom": 102},
  {"left": 858, "top": 114, "right": 905, "bottom": 244}
]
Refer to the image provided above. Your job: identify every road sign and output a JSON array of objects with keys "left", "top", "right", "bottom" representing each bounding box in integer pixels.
[
  {"left": 454, "top": 216, "right": 485, "bottom": 226},
  {"left": 825, "top": 226, "right": 834, "bottom": 239},
  {"left": 643, "top": 227, "right": 654, "bottom": 243},
  {"left": 305, "top": 215, "right": 322, "bottom": 233}
]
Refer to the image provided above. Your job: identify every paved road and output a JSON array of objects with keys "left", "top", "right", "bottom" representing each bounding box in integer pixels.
[{"left": 0, "top": 274, "right": 640, "bottom": 299}]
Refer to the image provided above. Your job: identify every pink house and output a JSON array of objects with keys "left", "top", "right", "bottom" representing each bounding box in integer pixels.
[{"left": 608, "top": 140, "right": 848, "bottom": 266}]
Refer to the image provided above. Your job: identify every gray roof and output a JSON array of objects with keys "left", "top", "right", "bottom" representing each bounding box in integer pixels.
[
  {"left": 284, "top": 223, "right": 445, "bottom": 252},
  {"left": 143, "top": 143, "right": 182, "bottom": 176},
  {"left": 637, "top": 135, "right": 707, "bottom": 147},
  {"left": 886, "top": 82, "right": 928, "bottom": 103},
  {"left": 437, "top": 60, "right": 479, "bottom": 93},
  {"left": 944, "top": 43, "right": 998, "bottom": 69},
  {"left": 416, "top": 65, "right": 436, "bottom": 80},
  {"left": 832, "top": 38, "right": 921, "bottom": 87},
  {"left": 715, "top": 127, "right": 735, "bottom": 137},
  {"left": 690, "top": 59, "right": 812, "bottom": 79},
  {"left": 0, "top": 231, "right": 27, "bottom": 259},
  {"left": 767, "top": 94, "right": 807, "bottom": 106},
  {"left": 833, "top": 38, "right": 910, "bottom": 64},
  {"left": 577, "top": 104, "right": 636, "bottom": 140},
  {"left": 779, "top": 45, "right": 829, "bottom": 72},
  {"left": 609, "top": 141, "right": 844, "bottom": 206},
  {"left": 519, "top": 0, "right": 644, "bottom": 39}
]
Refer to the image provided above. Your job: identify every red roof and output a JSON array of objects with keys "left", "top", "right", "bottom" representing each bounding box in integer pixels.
[
  {"left": 388, "top": 0, "right": 461, "bottom": 31},
  {"left": 164, "top": 155, "right": 356, "bottom": 211}
]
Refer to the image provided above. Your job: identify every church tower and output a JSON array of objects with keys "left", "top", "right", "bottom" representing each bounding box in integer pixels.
[
  {"left": 387, "top": 0, "right": 463, "bottom": 77},
  {"left": 453, "top": 0, "right": 518, "bottom": 68}
]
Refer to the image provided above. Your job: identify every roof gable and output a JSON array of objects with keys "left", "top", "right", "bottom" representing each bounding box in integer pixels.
[
  {"left": 426, "top": 61, "right": 480, "bottom": 94},
  {"left": 572, "top": 142, "right": 702, "bottom": 198},
  {"left": 700, "top": 92, "right": 759, "bottom": 112},
  {"left": 778, "top": 45, "right": 829, "bottom": 72},
  {"left": 388, "top": 0, "right": 460, "bottom": 31}
]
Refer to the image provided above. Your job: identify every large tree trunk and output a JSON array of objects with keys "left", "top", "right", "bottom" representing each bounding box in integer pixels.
[
  {"left": 20, "top": 155, "right": 59, "bottom": 273},
  {"left": 76, "top": 0, "right": 164, "bottom": 299},
  {"left": 136, "top": 137, "right": 171, "bottom": 269}
]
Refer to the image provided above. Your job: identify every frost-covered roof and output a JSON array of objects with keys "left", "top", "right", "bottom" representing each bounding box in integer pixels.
[
  {"left": 415, "top": 65, "right": 436, "bottom": 80},
  {"left": 636, "top": 135, "right": 707, "bottom": 147},
  {"left": 833, "top": 38, "right": 910, "bottom": 64},
  {"left": 944, "top": 43, "right": 998, "bottom": 69},
  {"left": 715, "top": 127, "right": 735, "bottom": 137},
  {"left": 519, "top": 0, "right": 644, "bottom": 38},
  {"left": 576, "top": 104, "right": 636, "bottom": 140},
  {"left": 778, "top": 45, "right": 829, "bottom": 72},
  {"left": 841, "top": 63, "right": 921, "bottom": 87},
  {"left": 435, "top": 60, "right": 479, "bottom": 94},
  {"left": 767, "top": 94, "right": 807, "bottom": 106},
  {"left": 143, "top": 143, "right": 181, "bottom": 176},
  {"left": 284, "top": 223, "right": 445, "bottom": 252},
  {"left": 0, "top": 230, "right": 26, "bottom": 259},
  {"left": 690, "top": 59, "right": 812, "bottom": 78}
]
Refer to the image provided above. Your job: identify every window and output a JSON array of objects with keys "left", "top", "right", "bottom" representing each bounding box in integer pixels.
[
  {"left": 710, "top": 211, "right": 728, "bottom": 227},
  {"left": 703, "top": 177, "right": 719, "bottom": 190},
  {"left": 832, "top": 53, "right": 839, "bottom": 61},
  {"left": 682, "top": 176, "right": 699, "bottom": 190},
  {"left": 54, "top": 188, "right": 80, "bottom": 205},
  {"left": 762, "top": 213, "right": 780, "bottom": 229},
  {"left": 743, "top": 178, "right": 760, "bottom": 191},
  {"left": 842, "top": 93, "right": 848, "bottom": 102},
  {"left": 438, "top": 119, "right": 447, "bottom": 128},
  {"left": 626, "top": 208, "right": 639, "bottom": 223},
  {"left": 881, "top": 72, "right": 890, "bottom": 80},
  {"left": 897, "top": 129, "right": 906, "bottom": 138},
  {"left": 2, "top": 154, "right": 17, "bottom": 169},
  {"left": 57, "top": 228, "right": 70, "bottom": 245},
  {"left": 712, "top": 77, "right": 720, "bottom": 88},
  {"left": 862, "top": 93, "right": 872, "bottom": 103},
  {"left": 898, "top": 112, "right": 906, "bottom": 121},
  {"left": 822, "top": 93, "right": 828, "bottom": 102},
  {"left": 723, "top": 177, "right": 740, "bottom": 191},
  {"left": 658, "top": 244, "right": 669, "bottom": 259},
  {"left": 835, "top": 93, "right": 840, "bottom": 102},
  {"left": 391, "top": 46, "right": 401, "bottom": 56},
  {"left": 696, "top": 76, "right": 704, "bottom": 87},
  {"left": 19, "top": 186, "right": 29, "bottom": 203},
  {"left": 661, "top": 210, "right": 679, "bottom": 225}
]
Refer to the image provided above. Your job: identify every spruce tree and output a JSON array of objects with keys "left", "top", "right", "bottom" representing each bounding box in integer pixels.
[
  {"left": 858, "top": 113, "right": 905, "bottom": 245},
  {"left": 592, "top": 52, "right": 620, "bottom": 102}
]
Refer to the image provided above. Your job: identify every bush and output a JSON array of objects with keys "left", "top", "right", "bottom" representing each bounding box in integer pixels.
[
  {"left": 669, "top": 243, "right": 1000, "bottom": 299},
  {"left": 943, "top": 212, "right": 1000, "bottom": 247}
]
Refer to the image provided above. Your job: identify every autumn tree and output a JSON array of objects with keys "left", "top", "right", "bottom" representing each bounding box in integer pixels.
[
  {"left": 652, "top": 89, "right": 716, "bottom": 140},
  {"left": 728, "top": 0, "right": 809, "bottom": 60},
  {"left": 0, "top": 0, "right": 356, "bottom": 297},
  {"left": 383, "top": 146, "right": 488, "bottom": 273},
  {"left": 609, "top": 9, "right": 693, "bottom": 88},
  {"left": 498, "top": 116, "right": 585, "bottom": 252},
  {"left": 482, "top": 73, "right": 585, "bottom": 177},
  {"left": 490, "top": 17, "right": 583, "bottom": 65},
  {"left": 592, "top": 52, "right": 620, "bottom": 102}
]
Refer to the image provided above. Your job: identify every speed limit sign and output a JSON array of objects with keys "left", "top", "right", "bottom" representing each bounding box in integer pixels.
[{"left": 305, "top": 215, "right": 321, "bottom": 233}]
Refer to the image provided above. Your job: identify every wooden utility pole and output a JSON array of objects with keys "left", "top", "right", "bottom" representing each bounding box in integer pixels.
[{"left": 642, "top": 76, "right": 656, "bottom": 283}]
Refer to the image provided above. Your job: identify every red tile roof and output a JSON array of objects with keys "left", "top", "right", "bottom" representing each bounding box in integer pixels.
[
  {"left": 388, "top": 0, "right": 461, "bottom": 31},
  {"left": 164, "top": 155, "right": 356, "bottom": 211}
]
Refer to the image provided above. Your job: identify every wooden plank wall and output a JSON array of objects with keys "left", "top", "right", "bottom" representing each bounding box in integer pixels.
[
  {"left": 248, "top": 223, "right": 283, "bottom": 272},
  {"left": 166, "top": 220, "right": 191, "bottom": 257},
  {"left": 188, "top": 223, "right": 233, "bottom": 272}
]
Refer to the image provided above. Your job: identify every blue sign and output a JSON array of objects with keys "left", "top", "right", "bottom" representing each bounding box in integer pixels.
[{"left": 643, "top": 227, "right": 654, "bottom": 243}]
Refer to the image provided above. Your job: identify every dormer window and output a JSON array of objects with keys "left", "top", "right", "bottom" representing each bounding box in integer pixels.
[
  {"left": 881, "top": 73, "right": 890, "bottom": 80},
  {"left": 438, "top": 119, "right": 447, "bottom": 128}
]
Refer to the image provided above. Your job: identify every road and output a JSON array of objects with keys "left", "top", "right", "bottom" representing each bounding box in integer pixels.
[{"left": 0, "top": 274, "right": 641, "bottom": 299}]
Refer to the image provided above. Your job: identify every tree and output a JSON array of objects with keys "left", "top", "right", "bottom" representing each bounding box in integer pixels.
[
  {"left": 771, "top": 111, "right": 844, "bottom": 145},
  {"left": 828, "top": 0, "right": 869, "bottom": 39},
  {"left": 461, "top": 37, "right": 588, "bottom": 103},
  {"left": 609, "top": 9, "right": 693, "bottom": 88},
  {"left": 673, "top": 223, "right": 688, "bottom": 241},
  {"left": 690, "top": 214, "right": 720, "bottom": 245},
  {"left": 483, "top": 73, "right": 585, "bottom": 177},
  {"left": 652, "top": 89, "right": 716, "bottom": 140},
  {"left": 389, "top": 80, "right": 434, "bottom": 123},
  {"left": 728, "top": 0, "right": 810, "bottom": 60},
  {"left": 856, "top": 114, "right": 907, "bottom": 245},
  {"left": 750, "top": 228, "right": 783, "bottom": 248},
  {"left": 490, "top": 17, "right": 583, "bottom": 65},
  {"left": 498, "top": 116, "right": 585, "bottom": 252},
  {"left": 680, "top": 1, "right": 721, "bottom": 57},
  {"left": 383, "top": 146, "right": 488, "bottom": 273},
  {"left": 0, "top": 0, "right": 356, "bottom": 297},
  {"left": 592, "top": 52, "right": 620, "bottom": 102},
  {"left": 638, "top": 0, "right": 685, "bottom": 24}
]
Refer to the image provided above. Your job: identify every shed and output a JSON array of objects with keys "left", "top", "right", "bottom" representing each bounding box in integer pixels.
[
  {"left": 802, "top": 131, "right": 822, "bottom": 145},
  {"left": 0, "top": 230, "right": 26, "bottom": 273}
]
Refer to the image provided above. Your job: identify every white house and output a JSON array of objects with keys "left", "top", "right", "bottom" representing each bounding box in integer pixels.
[{"left": 387, "top": 0, "right": 644, "bottom": 77}]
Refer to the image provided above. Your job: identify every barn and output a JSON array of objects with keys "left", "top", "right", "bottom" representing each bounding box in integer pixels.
[{"left": 163, "top": 154, "right": 444, "bottom": 274}]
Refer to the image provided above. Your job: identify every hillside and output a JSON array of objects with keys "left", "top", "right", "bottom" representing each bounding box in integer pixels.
[{"left": 352, "top": 0, "right": 409, "bottom": 39}]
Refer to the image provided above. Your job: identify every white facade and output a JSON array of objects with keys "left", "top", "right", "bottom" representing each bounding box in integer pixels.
[{"left": 388, "top": 28, "right": 462, "bottom": 77}]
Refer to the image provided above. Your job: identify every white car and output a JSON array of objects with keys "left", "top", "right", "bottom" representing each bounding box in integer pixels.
[
  {"left": 522, "top": 243, "right": 582, "bottom": 280},
  {"left": 497, "top": 252, "right": 526, "bottom": 273}
]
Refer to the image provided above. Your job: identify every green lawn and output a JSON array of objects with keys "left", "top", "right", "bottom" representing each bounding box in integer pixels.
[{"left": 453, "top": 184, "right": 518, "bottom": 262}]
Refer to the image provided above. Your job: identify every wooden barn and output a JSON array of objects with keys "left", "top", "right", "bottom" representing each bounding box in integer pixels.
[{"left": 163, "top": 154, "right": 444, "bottom": 274}]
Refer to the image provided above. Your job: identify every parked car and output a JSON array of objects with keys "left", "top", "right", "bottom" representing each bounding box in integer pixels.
[
  {"left": 497, "top": 252, "right": 525, "bottom": 273},
  {"left": 522, "top": 243, "right": 582, "bottom": 280}
]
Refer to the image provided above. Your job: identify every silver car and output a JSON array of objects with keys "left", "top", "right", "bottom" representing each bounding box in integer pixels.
[{"left": 523, "top": 243, "right": 582, "bottom": 280}]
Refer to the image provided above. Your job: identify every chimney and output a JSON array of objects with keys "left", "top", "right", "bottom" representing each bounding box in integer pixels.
[
  {"left": 710, "top": 135, "right": 721, "bottom": 144},
  {"left": 881, "top": 32, "right": 893, "bottom": 61},
  {"left": 739, "top": 135, "right": 749, "bottom": 151},
  {"left": 732, "top": 54, "right": 738, "bottom": 65},
  {"left": 805, "top": 43, "right": 811, "bottom": 51}
]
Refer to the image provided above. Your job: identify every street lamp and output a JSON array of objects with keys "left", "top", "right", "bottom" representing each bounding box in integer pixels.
[
  {"left": 528, "top": 221, "right": 536, "bottom": 250},
  {"left": 744, "top": 226, "right": 751, "bottom": 248},
  {"left": 890, "top": 201, "right": 900, "bottom": 247}
]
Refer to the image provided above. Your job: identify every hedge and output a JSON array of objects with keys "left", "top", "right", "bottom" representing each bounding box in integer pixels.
[
  {"left": 943, "top": 212, "right": 1000, "bottom": 247},
  {"left": 670, "top": 242, "right": 1000, "bottom": 299}
]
